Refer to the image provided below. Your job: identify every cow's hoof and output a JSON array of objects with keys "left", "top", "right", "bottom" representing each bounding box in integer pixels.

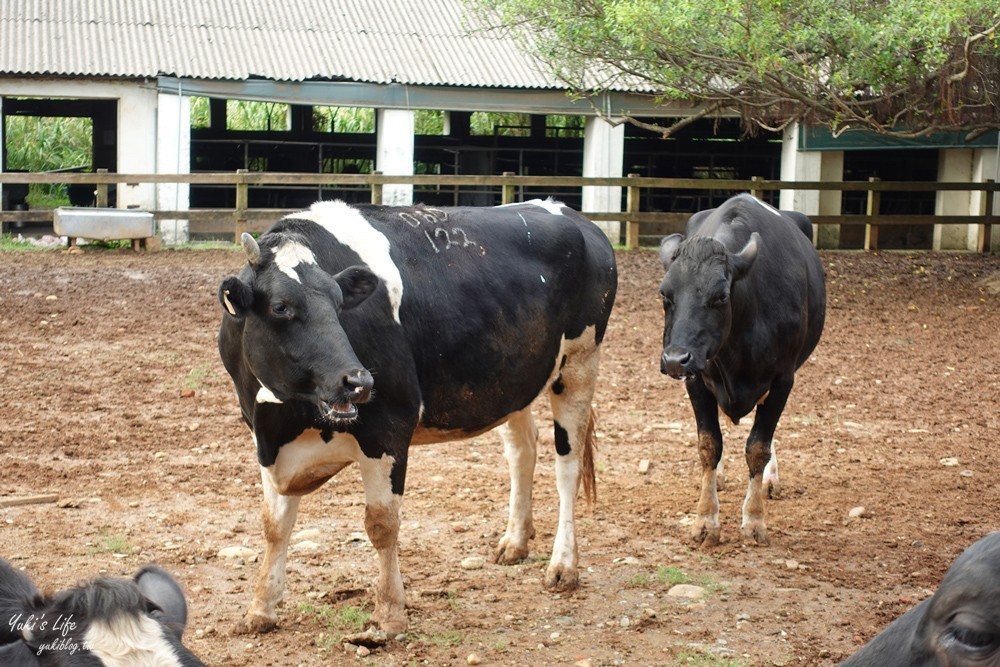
[
  {"left": 234, "top": 613, "right": 277, "bottom": 635},
  {"left": 370, "top": 610, "right": 407, "bottom": 636},
  {"left": 543, "top": 565, "right": 579, "bottom": 593},
  {"left": 691, "top": 522, "right": 721, "bottom": 547},
  {"left": 765, "top": 480, "right": 782, "bottom": 499},
  {"left": 493, "top": 537, "right": 530, "bottom": 565},
  {"left": 741, "top": 522, "right": 769, "bottom": 546}
]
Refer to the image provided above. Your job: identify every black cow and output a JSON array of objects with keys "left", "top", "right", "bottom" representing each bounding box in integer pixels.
[
  {"left": 842, "top": 531, "right": 1000, "bottom": 666},
  {"left": 0, "top": 559, "right": 203, "bottom": 666},
  {"left": 217, "top": 199, "right": 617, "bottom": 634},
  {"left": 658, "top": 193, "right": 825, "bottom": 546}
]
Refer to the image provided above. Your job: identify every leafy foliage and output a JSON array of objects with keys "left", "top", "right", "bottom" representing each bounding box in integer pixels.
[{"left": 468, "top": 0, "right": 1000, "bottom": 139}]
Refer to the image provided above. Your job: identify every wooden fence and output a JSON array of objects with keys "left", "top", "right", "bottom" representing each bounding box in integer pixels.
[{"left": 0, "top": 170, "right": 996, "bottom": 251}]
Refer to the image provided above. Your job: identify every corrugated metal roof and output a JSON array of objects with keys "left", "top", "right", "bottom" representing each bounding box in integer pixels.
[{"left": 0, "top": 0, "right": 568, "bottom": 89}]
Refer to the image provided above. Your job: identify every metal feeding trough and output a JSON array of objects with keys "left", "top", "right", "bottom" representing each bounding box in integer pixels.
[{"left": 53, "top": 207, "right": 156, "bottom": 250}]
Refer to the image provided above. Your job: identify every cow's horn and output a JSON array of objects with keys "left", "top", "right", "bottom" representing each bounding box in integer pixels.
[{"left": 241, "top": 233, "right": 261, "bottom": 265}]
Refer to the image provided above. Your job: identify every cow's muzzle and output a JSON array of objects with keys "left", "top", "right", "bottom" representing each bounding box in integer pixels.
[
  {"left": 661, "top": 347, "right": 697, "bottom": 380},
  {"left": 320, "top": 369, "right": 374, "bottom": 422}
]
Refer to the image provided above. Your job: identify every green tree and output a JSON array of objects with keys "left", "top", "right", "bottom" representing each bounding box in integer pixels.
[{"left": 468, "top": 0, "right": 1000, "bottom": 139}]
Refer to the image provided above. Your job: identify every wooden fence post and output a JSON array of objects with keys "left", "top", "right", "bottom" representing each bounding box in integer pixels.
[
  {"left": 978, "top": 179, "right": 995, "bottom": 253},
  {"left": 864, "top": 177, "right": 880, "bottom": 251},
  {"left": 502, "top": 171, "right": 516, "bottom": 205},
  {"left": 96, "top": 168, "right": 109, "bottom": 208},
  {"left": 750, "top": 176, "right": 764, "bottom": 200},
  {"left": 370, "top": 171, "right": 383, "bottom": 205},
  {"left": 234, "top": 169, "right": 248, "bottom": 244},
  {"left": 625, "top": 173, "right": 641, "bottom": 250}
]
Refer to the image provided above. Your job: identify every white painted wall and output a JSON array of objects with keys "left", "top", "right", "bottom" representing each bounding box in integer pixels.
[
  {"left": 582, "top": 116, "right": 624, "bottom": 243},
  {"left": 376, "top": 108, "right": 414, "bottom": 206}
]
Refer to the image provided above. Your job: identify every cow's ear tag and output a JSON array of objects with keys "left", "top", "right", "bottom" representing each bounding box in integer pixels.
[
  {"left": 219, "top": 277, "right": 251, "bottom": 319},
  {"left": 222, "top": 290, "right": 237, "bottom": 316}
]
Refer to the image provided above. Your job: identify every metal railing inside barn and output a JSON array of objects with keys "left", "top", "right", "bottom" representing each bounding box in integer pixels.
[{"left": 0, "top": 170, "right": 996, "bottom": 252}]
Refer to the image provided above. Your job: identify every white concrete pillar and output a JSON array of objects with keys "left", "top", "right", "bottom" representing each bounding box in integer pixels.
[
  {"left": 972, "top": 147, "right": 999, "bottom": 252},
  {"left": 376, "top": 109, "right": 414, "bottom": 206},
  {"left": 779, "top": 123, "right": 843, "bottom": 248},
  {"left": 116, "top": 87, "right": 159, "bottom": 210},
  {"left": 0, "top": 96, "right": 4, "bottom": 212},
  {"left": 582, "top": 116, "right": 624, "bottom": 243},
  {"left": 934, "top": 149, "right": 976, "bottom": 250},
  {"left": 155, "top": 92, "right": 191, "bottom": 244}
]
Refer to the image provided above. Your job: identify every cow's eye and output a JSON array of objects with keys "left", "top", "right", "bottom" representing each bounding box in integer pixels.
[
  {"left": 942, "top": 612, "right": 1000, "bottom": 656},
  {"left": 271, "top": 302, "right": 291, "bottom": 317},
  {"left": 661, "top": 293, "right": 673, "bottom": 312},
  {"left": 711, "top": 293, "right": 729, "bottom": 307}
]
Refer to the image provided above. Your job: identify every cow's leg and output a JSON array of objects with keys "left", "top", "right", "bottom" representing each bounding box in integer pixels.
[
  {"left": 358, "top": 453, "right": 407, "bottom": 635},
  {"left": 687, "top": 377, "right": 724, "bottom": 546},
  {"left": 763, "top": 440, "right": 780, "bottom": 498},
  {"left": 742, "top": 374, "right": 794, "bottom": 545},
  {"left": 545, "top": 344, "right": 600, "bottom": 592},
  {"left": 241, "top": 466, "right": 301, "bottom": 634},
  {"left": 494, "top": 407, "right": 538, "bottom": 564}
]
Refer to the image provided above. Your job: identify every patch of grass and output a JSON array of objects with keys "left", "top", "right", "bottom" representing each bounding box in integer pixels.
[
  {"left": 183, "top": 363, "right": 212, "bottom": 390},
  {"left": 296, "top": 601, "right": 370, "bottom": 634},
  {"left": 0, "top": 234, "right": 52, "bottom": 251},
  {"left": 655, "top": 566, "right": 693, "bottom": 586},
  {"left": 674, "top": 651, "right": 746, "bottom": 666},
  {"left": 89, "top": 531, "right": 135, "bottom": 555},
  {"left": 626, "top": 565, "right": 729, "bottom": 596},
  {"left": 626, "top": 573, "right": 651, "bottom": 588},
  {"left": 423, "top": 629, "right": 464, "bottom": 647}
]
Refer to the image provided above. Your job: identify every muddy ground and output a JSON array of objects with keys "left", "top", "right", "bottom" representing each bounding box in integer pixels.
[{"left": 2, "top": 244, "right": 999, "bottom": 666}]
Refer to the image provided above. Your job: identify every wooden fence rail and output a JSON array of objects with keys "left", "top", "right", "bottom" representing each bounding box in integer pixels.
[{"left": 1, "top": 171, "right": 996, "bottom": 251}]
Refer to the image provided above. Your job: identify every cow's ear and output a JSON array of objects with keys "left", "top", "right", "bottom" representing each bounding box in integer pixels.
[
  {"left": 659, "top": 234, "right": 684, "bottom": 270},
  {"left": 219, "top": 277, "right": 253, "bottom": 319},
  {"left": 730, "top": 232, "right": 760, "bottom": 281},
  {"left": 135, "top": 565, "right": 188, "bottom": 639},
  {"left": 334, "top": 265, "right": 380, "bottom": 310}
]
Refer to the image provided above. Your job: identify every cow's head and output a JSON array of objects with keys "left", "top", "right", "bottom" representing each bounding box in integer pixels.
[
  {"left": 0, "top": 560, "right": 204, "bottom": 666},
  {"left": 219, "top": 232, "right": 378, "bottom": 422},
  {"left": 657, "top": 230, "right": 760, "bottom": 379}
]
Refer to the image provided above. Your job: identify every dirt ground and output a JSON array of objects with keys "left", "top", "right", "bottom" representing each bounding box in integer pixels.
[{"left": 2, "top": 243, "right": 1000, "bottom": 666}]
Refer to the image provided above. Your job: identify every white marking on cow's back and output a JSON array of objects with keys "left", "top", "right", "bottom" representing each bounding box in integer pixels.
[
  {"left": 293, "top": 201, "right": 403, "bottom": 323},
  {"left": 522, "top": 198, "right": 566, "bottom": 216},
  {"left": 273, "top": 240, "right": 317, "bottom": 283},
  {"left": 85, "top": 615, "right": 183, "bottom": 667},
  {"left": 747, "top": 195, "right": 783, "bottom": 217}
]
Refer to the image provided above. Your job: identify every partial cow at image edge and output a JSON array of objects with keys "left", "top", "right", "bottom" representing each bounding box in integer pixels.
[
  {"left": 842, "top": 530, "right": 1000, "bottom": 666},
  {"left": 0, "top": 558, "right": 204, "bottom": 666}
]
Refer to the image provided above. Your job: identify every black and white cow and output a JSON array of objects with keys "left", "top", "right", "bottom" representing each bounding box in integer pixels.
[
  {"left": 217, "top": 199, "right": 617, "bottom": 634},
  {"left": 842, "top": 531, "right": 1000, "bottom": 666},
  {"left": 658, "top": 193, "right": 826, "bottom": 546},
  {"left": 0, "top": 558, "right": 203, "bottom": 666}
]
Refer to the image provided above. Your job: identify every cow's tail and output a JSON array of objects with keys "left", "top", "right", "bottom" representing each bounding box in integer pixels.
[{"left": 581, "top": 409, "right": 597, "bottom": 505}]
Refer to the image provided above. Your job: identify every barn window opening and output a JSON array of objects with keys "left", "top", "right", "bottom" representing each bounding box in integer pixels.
[
  {"left": 226, "top": 100, "right": 291, "bottom": 132},
  {"left": 312, "top": 106, "right": 375, "bottom": 133}
]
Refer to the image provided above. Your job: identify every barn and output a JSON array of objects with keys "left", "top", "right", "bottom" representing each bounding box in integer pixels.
[{"left": 0, "top": 0, "right": 996, "bottom": 250}]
